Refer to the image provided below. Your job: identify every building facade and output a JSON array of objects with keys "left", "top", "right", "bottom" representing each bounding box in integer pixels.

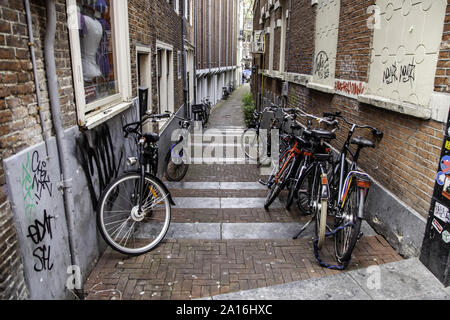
[
  {"left": 0, "top": 0, "right": 195, "bottom": 299},
  {"left": 251, "top": 0, "right": 450, "bottom": 257},
  {"left": 195, "top": 0, "right": 241, "bottom": 106}
]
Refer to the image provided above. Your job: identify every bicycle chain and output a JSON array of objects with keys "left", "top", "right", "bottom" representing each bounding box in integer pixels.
[{"left": 312, "top": 221, "right": 354, "bottom": 270}]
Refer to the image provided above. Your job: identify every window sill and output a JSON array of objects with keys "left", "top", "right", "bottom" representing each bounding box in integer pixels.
[
  {"left": 306, "top": 82, "right": 335, "bottom": 95},
  {"left": 358, "top": 94, "right": 431, "bottom": 120},
  {"left": 83, "top": 101, "right": 134, "bottom": 130}
]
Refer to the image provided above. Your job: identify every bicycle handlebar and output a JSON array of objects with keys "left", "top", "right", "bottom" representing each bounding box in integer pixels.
[{"left": 322, "top": 111, "right": 383, "bottom": 140}]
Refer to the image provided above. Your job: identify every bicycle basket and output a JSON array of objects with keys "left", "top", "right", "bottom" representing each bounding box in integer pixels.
[{"left": 192, "top": 104, "right": 204, "bottom": 114}]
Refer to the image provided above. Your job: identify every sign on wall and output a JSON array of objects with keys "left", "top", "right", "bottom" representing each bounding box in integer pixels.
[
  {"left": 366, "top": 0, "right": 447, "bottom": 107},
  {"left": 311, "top": 0, "right": 341, "bottom": 89}
]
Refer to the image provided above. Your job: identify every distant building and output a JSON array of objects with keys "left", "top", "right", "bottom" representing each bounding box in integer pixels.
[{"left": 195, "top": 0, "right": 241, "bottom": 105}]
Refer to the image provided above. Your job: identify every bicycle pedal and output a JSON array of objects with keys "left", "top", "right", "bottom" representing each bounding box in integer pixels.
[
  {"left": 258, "top": 179, "right": 267, "bottom": 186},
  {"left": 358, "top": 232, "right": 364, "bottom": 240}
]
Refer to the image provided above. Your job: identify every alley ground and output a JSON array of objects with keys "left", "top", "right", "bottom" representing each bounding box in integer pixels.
[{"left": 84, "top": 85, "right": 402, "bottom": 300}]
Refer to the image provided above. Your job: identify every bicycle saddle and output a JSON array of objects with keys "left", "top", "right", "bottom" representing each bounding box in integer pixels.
[
  {"left": 351, "top": 136, "right": 375, "bottom": 148},
  {"left": 293, "top": 135, "right": 312, "bottom": 148},
  {"left": 304, "top": 129, "right": 336, "bottom": 140},
  {"left": 144, "top": 132, "right": 160, "bottom": 143}
]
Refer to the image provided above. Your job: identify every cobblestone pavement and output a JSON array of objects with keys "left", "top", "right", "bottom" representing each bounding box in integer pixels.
[{"left": 84, "top": 85, "right": 403, "bottom": 300}]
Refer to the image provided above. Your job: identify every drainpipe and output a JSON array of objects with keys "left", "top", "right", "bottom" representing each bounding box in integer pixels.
[
  {"left": 193, "top": 0, "right": 198, "bottom": 105},
  {"left": 25, "top": 0, "right": 50, "bottom": 157},
  {"left": 181, "top": 0, "right": 188, "bottom": 118},
  {"left": 44, "top": 0, "right": 81, "bottom": 299}
]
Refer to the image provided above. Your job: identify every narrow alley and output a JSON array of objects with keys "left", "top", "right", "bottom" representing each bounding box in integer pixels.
[
  {"left": 84, "top": 86, "right": 402, "bottom": 300},
  {"left": 1, "top": 0, "right": 449, "bottom": 304}
]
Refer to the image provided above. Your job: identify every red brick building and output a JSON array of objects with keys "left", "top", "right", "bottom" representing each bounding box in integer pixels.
[
  {"left": 195, "top": 0, "right": 241, "bottom": 105},
  {"left": 252, "top": 0, "right": 450, "bottom": 257},
  {"left": 0, "top": 0, "right": 196, "bottom": 299}
]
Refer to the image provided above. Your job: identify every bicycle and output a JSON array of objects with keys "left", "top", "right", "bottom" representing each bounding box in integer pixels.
[
  {"left": 263, "top": 109, "right": 338, "bottom": 251},
  {"left": 322, "top": 111, "right": 383, "bottom": 264},
  {"left": 240, "top": 104, "right": 286, "bottom": 164},
  {"left": 164, "top": 114, "right": 192, "bottom": 182},
  {"left": 97, "top": 112, "right": 176, "bottom": 256}
]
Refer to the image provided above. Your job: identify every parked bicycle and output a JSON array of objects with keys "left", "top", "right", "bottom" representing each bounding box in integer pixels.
[
  {"left": 261, "top": 107, "right": 383, "bottom": 268},
  {"left": 164, "top": 114, "right": 192, "bottom": 182},
  {"left": 97, "top": 112, "right": 180, "bottom": 256},
  {"left": 192, "top": 97, "right": 211, "bottom": 127},
  {"left": 222, "top": 86, "right": 230, "bottom": 100},
  {"left": 240, "top": 104, "right": 288, "bottom": 164}
]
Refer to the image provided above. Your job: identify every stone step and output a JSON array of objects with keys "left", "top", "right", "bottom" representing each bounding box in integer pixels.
[
  {"left": 172, "top": 197, "right": 283, "bottom": 209},
  {"left": 135, "top": 221, "right": 377, "bottom": 240},
  {"left": 166, "top": 181, "right": 267, "bottom": 190}
]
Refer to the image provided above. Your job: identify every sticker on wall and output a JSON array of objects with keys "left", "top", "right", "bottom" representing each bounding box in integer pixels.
[
  {"left": 442, "top": 230, "right": 450, "bottom": 244},
  {"left": 435, "top": 155, "right": 450, "bottom": 186},
  {"left": 432, "top": 218, "right": 444, "bottom": 234},
  {"left": 445, "top": 140, "right": 450, "bottom": 151},
  {"left": 434, "top": 201, "right": 450, "bottom": 224}
]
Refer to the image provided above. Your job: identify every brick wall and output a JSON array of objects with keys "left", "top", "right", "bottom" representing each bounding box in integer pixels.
[
  {"left": 255, "top": 0, "right": 448, "bottom": 218},
  {"left": 128, "top": 0, "right": 185, "bottom": 113},
  {"left": 0, "top": 0, "right": 75, "bottom": 300},
  {"left": 285, "top": 0, "right": 315, "bottom": 75},
  {"left": 195, "top": 0, "right": 237, "bottom": 70},
  {"left": 0, "top": 0, "right": 188, "bottom": 299},
  {"left": 435, "top": 2, "right": 450, "bottom": 93}
]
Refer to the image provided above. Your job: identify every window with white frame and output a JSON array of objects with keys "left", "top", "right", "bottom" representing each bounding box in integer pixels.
[
  {"left": 156, "top": 41, "right": 175, "bottom": 117},
  {"left": 67, "top": 0, "right": 132, "bottom": 129}
]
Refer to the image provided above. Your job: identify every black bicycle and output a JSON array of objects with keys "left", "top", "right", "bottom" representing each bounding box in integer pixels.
[
  {"left": 165, "top": 114, "right": 191, "bottom": 182},
  {"left": 97, "top": 112, "right": 176, "bottom": 255}
]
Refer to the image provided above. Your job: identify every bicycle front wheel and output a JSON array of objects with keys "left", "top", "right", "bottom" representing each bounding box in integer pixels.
[
  {"left": 97, "top": 173, "right": 171, "bottom": 255},
  {"left": 241, "top": 128, "right": 265, "bottom": 161},
  {"left": 165, "top": 148, "right": 189, "bottom": 182},
  {"left": 334, "top": 185, "right": 363, "bottom": 263}
]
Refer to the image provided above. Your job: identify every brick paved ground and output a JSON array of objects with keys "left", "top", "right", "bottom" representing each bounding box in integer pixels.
[
  {"left": 84, "top": 85, "right": 403, "bottom": 300},
  {"left": 84, "top": 236, "right": 401, "bottom": 300}
]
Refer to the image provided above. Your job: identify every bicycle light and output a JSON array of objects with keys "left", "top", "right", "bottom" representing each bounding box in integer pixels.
[{"left": 127, "top": 157, "right": 137, "bottom": 166}]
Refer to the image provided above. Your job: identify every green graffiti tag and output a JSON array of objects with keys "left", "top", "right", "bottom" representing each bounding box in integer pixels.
[{"left": 21, "top": 152, "right": 36, "bottom": 221}]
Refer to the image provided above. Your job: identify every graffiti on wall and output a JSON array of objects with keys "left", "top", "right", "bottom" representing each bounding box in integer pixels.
[
  {"left": 382, "top": 59, "right": 416, "bottom": 85},
  {"left": 334, "top": 80, "right": 366, "bottom": 98},
  {"left": 20, "top": 150, "right": 55, "bottom": 272},
  {"left": 314, "top": 51, "right": 330, "bottom": 79},
  {"left": 76, "top": 123, "right": 123, "bottom": 209},
  {"left": 26, "top": 210, "right": 54, "bottom": 272}
]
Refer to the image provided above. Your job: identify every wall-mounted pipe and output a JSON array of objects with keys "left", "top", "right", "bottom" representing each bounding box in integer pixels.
[
  {"left": 193, "top": 0, "right": 198, "bottom": 104},
  {"left": 24, "top": 0, "right": 50, "bottom": 157},
  {"left": 44, "top": 0, "right": 81, "bottom": 299}
]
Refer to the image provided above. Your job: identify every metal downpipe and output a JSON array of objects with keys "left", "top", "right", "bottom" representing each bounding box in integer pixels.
[
  {"left": 24, "top": 0, "right": 50, "bottom": 157},
  {"left": 44, "top": 0, "right": 82, "bottom": 299}
]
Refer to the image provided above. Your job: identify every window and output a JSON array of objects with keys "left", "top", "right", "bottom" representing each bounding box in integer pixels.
[
  {"left": 177, "top": 51, "right": 182, "bottom": 78},
  {"left": 156, "top": 41, "right": 174, "bottom": 121},
  {"left": 67, "top": 0, "right": 132, "bottom": 129}
]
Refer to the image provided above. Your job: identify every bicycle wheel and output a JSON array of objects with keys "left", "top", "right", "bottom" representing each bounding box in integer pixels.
[
  {"left": 264, "top": 155, "right": 294, "bottom": 210},
  {"left": 315, "top": 174, "right": 327, "bottom": 250},
  {"left": 296, "top": 165, "right": 315, "bottom": 215},
  {"left": 286, "top": 158, "right": 305, "bottom": 210},
  {"left": 97, "top": 173, "right": 171, "bottom": 255},
  {"left": 165, "top": 148, "right": 189, "bottom": 182},
  {"left": 241, "top": 128, "right": 266, "bottom": 161},
  {"left": 334, "top": 185, "right": 363, "bottom": 263}
]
